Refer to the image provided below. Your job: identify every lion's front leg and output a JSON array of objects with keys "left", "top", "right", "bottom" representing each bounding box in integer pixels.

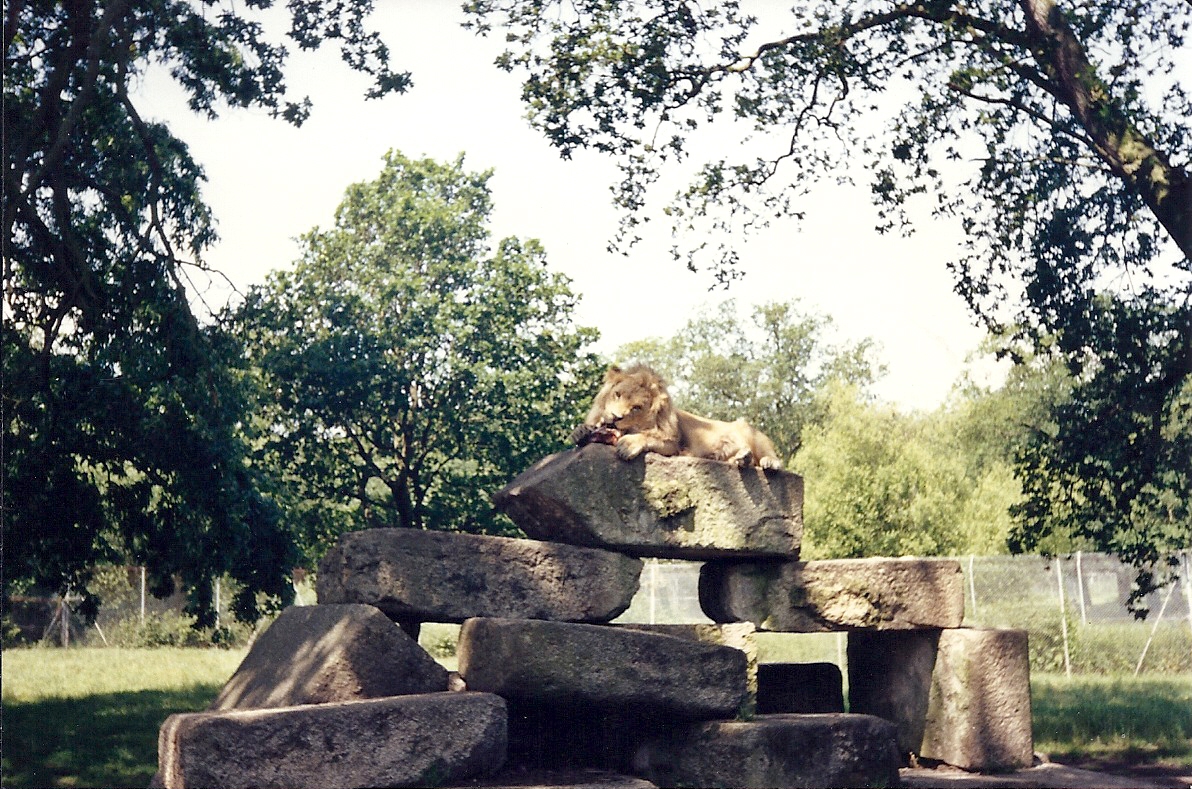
[{"left": 615, "top": 432, "right": 680, "bottom": 461}]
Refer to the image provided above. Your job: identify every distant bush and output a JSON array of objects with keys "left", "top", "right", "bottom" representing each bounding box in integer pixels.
[{"left": 104, "top": 611, "right": 256, "bottom": 649}]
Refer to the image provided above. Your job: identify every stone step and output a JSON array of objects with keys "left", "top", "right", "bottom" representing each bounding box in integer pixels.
[
  {"left": 317, "top": 527, "right": 642, "bottom": 624},
  {"left": 700, "top": 557, "right": 965, "bottom": 631},
  {"left": 458, "top": 617, "right": 749, "bottom": 720},
  {"left": 493, "top": 444, "right": 803, "bottom": 560},
  {"left": 210, "top": 603, "right": 447, "bottom": 711},
  {"left": 632, "top": 713, "right": 902, "bottom": 789},
  {"left": 157, "top": 692, "right": 507, "bottom": 789}
]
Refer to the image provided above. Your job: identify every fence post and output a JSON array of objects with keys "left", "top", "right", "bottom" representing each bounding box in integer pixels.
[
  {"left": 1075, "top": 550, "right": 1088, "bottom": 625},
  {"left": 967, "top": 555, "right": 979, "bottom": 621},
  {"left": 1135, "top": 581, "right": 1178, "bottom": 676},
  {"left": 1055, "top": 559, "right": 1071, "bottom": 678},
  {"left": 1183, "top": 552, "right": 1192, "bottom": 652},
  {"left": 140, "top": 566, "right": 146, "bottom": 624}
]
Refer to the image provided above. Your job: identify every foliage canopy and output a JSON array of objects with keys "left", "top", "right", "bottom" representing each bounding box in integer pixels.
[
  {"left": 3, "top": 0, "right": 407, "bottom": 623},
  {"left": 466, "top": 0, "right": 1191, "bottom": 590},
  {"left": 235, "top": 152, "right": 601, "bottom": 562}
]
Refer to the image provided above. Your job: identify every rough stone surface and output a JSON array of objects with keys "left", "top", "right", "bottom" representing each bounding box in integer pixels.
[
  {"left": 757, "top": 662, "right": 845, "bottom": 714},
  {"left": 616, "top": 622, "right": 758, "bottom": 709},
  {"left": 700, "top": 557, "right": 965, "bottom": 631},
  {"left": 158, "top": 692, "right": 507, "bottom": 789},
  {"left": 455, "top": 769, "right": 658, "bottom": 788},
  {"left": 317, "top": 527, "right": 642, "bottom": 624},
  {"left": 920, "top": 628, "right": 1034, "bottom": 771},
  {"left": 209, "top": 603, "right": 446, "bottom": 710},
  {"left": 633, "top": 713, "right": 902, "bottom": 789},
  {"left": 848, "top": 629, "right": 941, "bottom": 756},
  {"left": 493, "top": 444, "right": 802, "bottom": 560},
  {"left": 458, "top": 617, "right": 749, "bottom": 720}
]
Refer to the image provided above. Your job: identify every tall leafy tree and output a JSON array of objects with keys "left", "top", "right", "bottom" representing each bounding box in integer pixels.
[
  {"left": 4, "top": 1, "right": 407, "bottom": 623},
  {"left": 236, "top": 152, "right": 600, "bottom": 562},
  {"left": 794, "top": 382, "right": 1023, "bottom": 559},
  {"left": 465, "top": 0, "right": 1191, "bottom": 591},
  {"left": 617, "top": 299, "right": 881, "bottom": 460}
]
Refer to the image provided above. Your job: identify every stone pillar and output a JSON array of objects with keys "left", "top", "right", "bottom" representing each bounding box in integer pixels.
[
  {"left": 921, "top": 628, "right": 1034, "bottom": 771},
  {"left": 847, "top": 629, "right": 941, "bottom": 757}
]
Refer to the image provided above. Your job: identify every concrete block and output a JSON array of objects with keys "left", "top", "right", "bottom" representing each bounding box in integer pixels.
[
  {"left": 617, "top": 622, "right": 758, "bottom": 708},
  {"left": 493, "top": 444, "right": 802, "bottom": 560},
  {"left": 848, "top": 629, "right": 941, "bottom": 756},
  {"left": 920, "top": 628, "right": 1034, "bottom": 771},
  {"left": 210, "top": 603, "right": 446, "bottom": 710},
  {"left": 633, "top": 713, "right": 901, "bottom": 789},
  {"left": 158, "top": 692, "right": 507, "bottom": 789},
  {"left": 458, "top": 617, "right": 749, "bottom": 720},
  {"left": 317, "top": 527, "right": 642, "bottom": 624},
  {"left": 701, "top": 557, "right": 965, "bottom": 631}
]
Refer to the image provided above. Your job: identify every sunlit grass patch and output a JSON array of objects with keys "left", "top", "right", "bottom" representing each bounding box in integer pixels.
[
  {"left": 2, "top": 647, "right": 245, "bottom": 788},
  {"left": 1032, "top": 673, "right": 1192, "bottom": 767}
]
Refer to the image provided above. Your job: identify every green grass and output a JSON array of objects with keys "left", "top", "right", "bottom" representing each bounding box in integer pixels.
[
  {"left": 2, "top": 647, "right": 246, "bottom": 788},
  {"left": 1031, "top": 673, "right": 1192, "bottom": 768},
  {"left": 3, "top": 647, "right": 1190, "bottom": 787}
]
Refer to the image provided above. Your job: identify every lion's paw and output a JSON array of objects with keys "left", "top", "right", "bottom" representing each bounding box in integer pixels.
[
  {"left": 615, "top": 434, "right": 646, "bottom": 460},
  {"left": 759, "top": 456, "right": 784, "bottom": 471},
  {"left": 570, "top": 423, "right": 596, "bottom": 445}
]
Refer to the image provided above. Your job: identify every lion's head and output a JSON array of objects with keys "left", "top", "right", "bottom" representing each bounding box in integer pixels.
[{"left": 591, "top": 364, "right": 674, "bottom": 434}]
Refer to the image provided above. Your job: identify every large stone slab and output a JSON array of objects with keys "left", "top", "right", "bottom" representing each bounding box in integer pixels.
[
  {"left": 850, "top": 628, "right": 1034, "bottom": 771},
  {"left": 210, "top": 603, "right": 446, "bottom": 710},
  {"left": 157, "top": 692, "right": 507, "bottom": 789},
  {"left": 458, "top": 617, "right": 749, "bottom": 720},
  {"left": 493, "top": 444, "right": 802, "bottom": 560},
  {"left": 920, "top": 628, "right": 1034, "bottom": 771},
  {"left": 632, "top": 713, "right": 902, "bottom": 789},
  {"left": 616, "top": 622, "right": 758, "bottom": 710},
  {"left": 700, "top": 557, "right": 965, "bottom": 631},
  {"left": 849, "top": 629, "right": 941, "bottom": 756},
  {"left": 459, "top": 769, "right": 658, "bottom": 788},
  {"left": 317, "top": 527, "right": 642, "bottom": 624}
]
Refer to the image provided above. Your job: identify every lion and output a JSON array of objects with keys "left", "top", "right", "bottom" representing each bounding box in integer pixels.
[{"left": 570, "top": 363, "right": 783, "bottom": 470}]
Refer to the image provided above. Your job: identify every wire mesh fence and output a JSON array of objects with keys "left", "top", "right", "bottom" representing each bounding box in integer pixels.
[
  {"left": 8, "top": 552, "right": 1191, "bottom": 675},
  {"left": 614, "top": 551, "right": 1192, "bottom": 675}
]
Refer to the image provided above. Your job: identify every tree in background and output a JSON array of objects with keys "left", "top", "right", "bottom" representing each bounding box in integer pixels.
[
  {"left": 4, "top": 1, "right": 406, "bottom": 623},
  {"left": 617, "top": 300, "right": 881, "bottom": 460},
  {"left": 465, "top": 0, "right": 1191, "bottom": 592},
  {"left": 235, "top": 152, "right": 601, "bottom": 563}
]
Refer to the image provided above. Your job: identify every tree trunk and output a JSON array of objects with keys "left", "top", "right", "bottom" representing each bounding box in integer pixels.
[{"left": 1020, "top": 0, "right": 1192, "bottom": 258}]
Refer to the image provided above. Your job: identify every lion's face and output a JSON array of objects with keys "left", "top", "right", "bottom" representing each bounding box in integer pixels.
[{"left": 595, "top": 367, "right": 668, "bottom": 433}]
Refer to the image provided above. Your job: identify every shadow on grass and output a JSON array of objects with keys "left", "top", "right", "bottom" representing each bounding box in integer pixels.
[
  {"left": 1032, "top": 676, "right": 1192, "bottom": 767},
  {"left": 1, "top": 684, "right": 222, "bottom": 788}
]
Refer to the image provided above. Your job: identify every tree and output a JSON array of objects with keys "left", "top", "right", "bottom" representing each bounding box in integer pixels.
[
  {"left": 465, "top": 0, "right": 1191, "bottom": 590},
  {"left": 235, "top": 152, "right": 601, "bottom": 562},
  {"left": 4, "top": 1, "right": 407, "bottom": 623},
  {"left": 794, "top": 381, "right": 1022, "bottom": 559},
  {"left": 617, "top": 299, "right": 881, "bottom": 460}
]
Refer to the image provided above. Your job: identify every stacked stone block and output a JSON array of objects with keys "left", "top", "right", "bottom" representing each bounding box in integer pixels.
[{"left": 156, "top": 442, "right": 1033, "bottom": 788}]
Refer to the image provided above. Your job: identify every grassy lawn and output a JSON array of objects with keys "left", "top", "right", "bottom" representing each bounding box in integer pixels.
[
  {"left": 2, "top": 646, "right": 1190, "bottom": 787},
  {"left": 1031, "top": 672, "right": 1192, "bottom": 769},
  {"left": 2, "top": 647, "right": 246, "bottom": 788}
]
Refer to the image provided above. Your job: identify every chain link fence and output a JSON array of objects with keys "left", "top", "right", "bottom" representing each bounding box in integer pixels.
[
  {"left": 8, "top": 552, "right": 1191, "bottom": 675},
  {"left": 614, "top": 552, "right": 1192, "bottom": 675}
]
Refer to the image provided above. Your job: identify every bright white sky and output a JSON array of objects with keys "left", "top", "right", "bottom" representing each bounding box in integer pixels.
[{"left": 138, "top": 2, "right": 1005, "bottom": 411}]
